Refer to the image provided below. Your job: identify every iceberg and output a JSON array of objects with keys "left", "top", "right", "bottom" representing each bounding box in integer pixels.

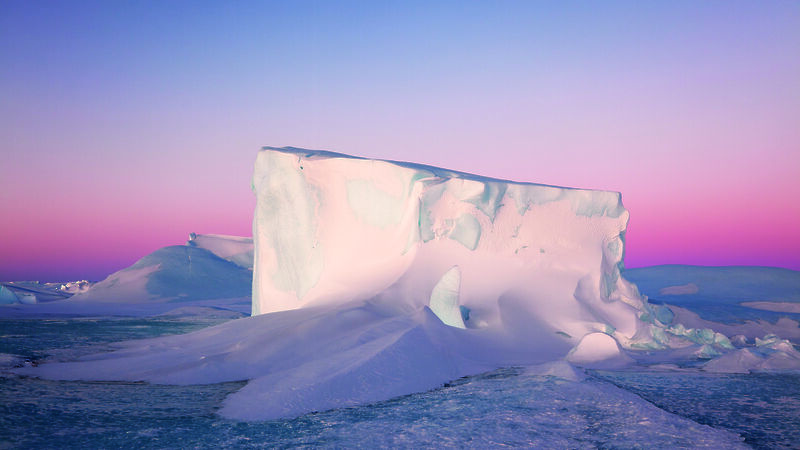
[
  {"left": 251, "top": 147, "right": 647, "bottom": 348},
  {"left": 21, "top": 147, "right": 798, "bottom": 421}
]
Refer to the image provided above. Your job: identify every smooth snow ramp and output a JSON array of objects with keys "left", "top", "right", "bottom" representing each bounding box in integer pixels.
[{"left": 252, "top": 147, "right": 648, "bottom": 347}]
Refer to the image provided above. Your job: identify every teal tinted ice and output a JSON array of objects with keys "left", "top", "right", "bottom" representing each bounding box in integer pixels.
[{"left": 428, "top": 266, "right": 466, "bottom": 328}]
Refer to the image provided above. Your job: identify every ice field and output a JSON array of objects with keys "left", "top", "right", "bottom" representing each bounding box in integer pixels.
[{"left": 3, "top": 148, "right": 799, "bottom": 447}]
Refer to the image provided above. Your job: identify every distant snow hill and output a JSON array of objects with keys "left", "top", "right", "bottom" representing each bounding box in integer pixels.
[
  {"left": 72, "top": 243, "right": 252, "bottom": 304},
  {"left": 0, "top": 234, "right": 253, "bottom": 317}
]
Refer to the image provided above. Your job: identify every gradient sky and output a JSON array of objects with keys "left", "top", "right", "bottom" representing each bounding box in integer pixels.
[{"left": 2, "top": 1, "right": 799, "bottom": 281}]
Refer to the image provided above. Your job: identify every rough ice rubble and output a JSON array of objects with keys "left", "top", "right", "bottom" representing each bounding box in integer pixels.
[
  {"left": 624, "top": 265, "right": 800, "bottom": 330},
  {"left": 0, "top": 281, "right": 83, "bottom": 305},
  {"left": 624, "top": 264, "right": 800, "bottom": 369}
]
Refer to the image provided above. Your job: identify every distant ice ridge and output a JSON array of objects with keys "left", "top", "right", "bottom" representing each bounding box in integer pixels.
[{"left": 0, "top": 281, "right": 79, "bottom": 305}]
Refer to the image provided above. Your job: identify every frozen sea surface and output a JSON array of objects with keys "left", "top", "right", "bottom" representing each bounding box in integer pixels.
[
  {"left": 3, "top": 317, "right": 797, "bottom": 448},
  {"left": 594, "top": 371, "right": 800, "bottom": 449}
]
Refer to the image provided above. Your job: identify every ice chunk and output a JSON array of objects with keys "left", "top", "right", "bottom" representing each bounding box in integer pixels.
[
  {"left": 703, "top": 336, "right": 800, "bottom": 373},
  {"left": 566, "top": 332, "right": 633, "bottom": 369},
  {"left": 448, "top": 214, "right": 481, "bottom": 250},
  {"left": 659, "top": 283, "right": 699, "bottom": 295},
  {"left": 428, "top": 266, "right": 466, "bottom": 329},
  {"left": 59, "top": 280, "right": 91, "bottom": 294},
  {"left": 18, "top": 293, "right": 37, "bottom": 304},
  {"left": 465, "top": 181, "right": 507, "bottom": 220},
  {"left": 730, "top": 335, "right": 748, "bottom": 346},
  {"left": 703, "top": 349, "right": 764, "bottom": 373},
  {"left": 0, "top": 285, "right": 19, "bottom": 304}
]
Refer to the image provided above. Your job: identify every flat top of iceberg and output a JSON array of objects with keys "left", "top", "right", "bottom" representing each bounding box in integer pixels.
[{"left": 263, "top": 146, "right": 620, "bottom": 194}]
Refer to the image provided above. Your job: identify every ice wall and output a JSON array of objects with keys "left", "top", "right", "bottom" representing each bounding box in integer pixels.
[{"left": 252, "top": 147, "right": 649, "bottom": 347}]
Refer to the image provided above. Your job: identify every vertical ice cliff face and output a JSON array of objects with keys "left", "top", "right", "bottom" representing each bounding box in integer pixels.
[{"left": 252, "top": 147, "right": 649, "bottom": 347}]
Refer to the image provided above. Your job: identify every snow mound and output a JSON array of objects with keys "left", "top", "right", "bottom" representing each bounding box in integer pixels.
[
  {"left": 703, "top": 337, "right": 800, "bottom": 374},
  {"left": 58, "top": 280, "right": 91, "bottom": 294},
  {"left": 70, "top": 245, "right": 252, "bottom": 303},
  {"left": 0, "top": 285, "right": 19, "bottom": 304},
  {"left": 566, "top": 332, "right": 634, "bottom": 369}
]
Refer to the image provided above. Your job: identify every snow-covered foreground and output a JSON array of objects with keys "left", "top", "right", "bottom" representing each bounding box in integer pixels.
[{"left": 11, "top": 147, "right": 800, "bottom": 422}]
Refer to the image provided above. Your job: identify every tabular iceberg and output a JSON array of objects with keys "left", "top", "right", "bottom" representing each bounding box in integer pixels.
[
  {"left": 252, "top": 146, "right": 649, "bottom": 348},
  {"left": 21, "top": 147, "right": 799, "bottom": 421}
]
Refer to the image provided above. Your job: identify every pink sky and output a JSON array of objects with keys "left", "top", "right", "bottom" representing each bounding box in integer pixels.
[{"left": 2, "top": 1, "right": 798, "bottom": 281}]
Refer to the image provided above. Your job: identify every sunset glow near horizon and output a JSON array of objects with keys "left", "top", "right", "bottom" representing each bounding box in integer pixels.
[{"left": 2, "top": 1, "right": 799, "bottom": 281}]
